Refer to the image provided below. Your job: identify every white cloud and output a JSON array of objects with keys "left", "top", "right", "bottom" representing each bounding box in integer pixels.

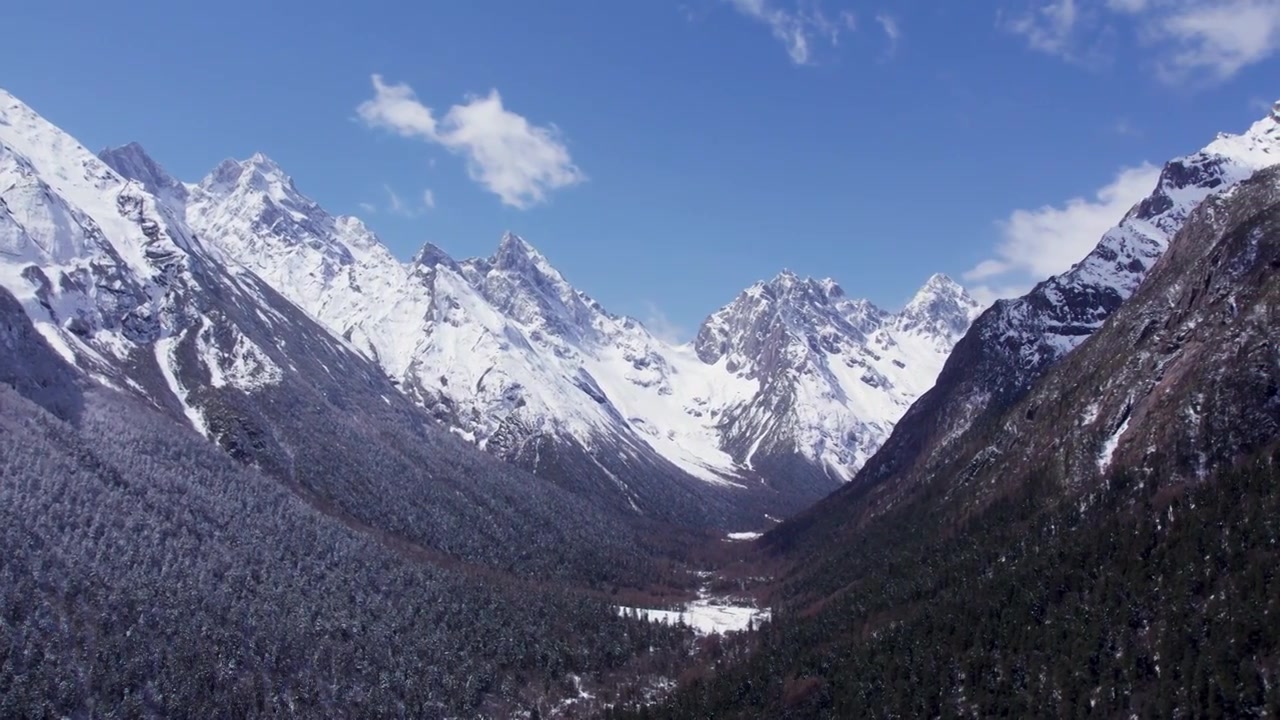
[
  {"left": 423, "top": 189, "right": 436, "bottom": 209},
  {"left": 1004, "top": 0, "right": 1280, "bottom": 83},
  {"left": 724, "top": 0, "right": 851, "bottom": 65},
  {"left": 358, "top": 75, "right": 585, "bottom": 209},
  {"left": 358, "top": 201, "right": 377, "bottom": 215},
  {"left": 965, "top": 163, "right": 1161, "bottom": 301},
  {"left": 1155, "top": 0, "right": 1280, "bottom": 82},
  {"left": 876, "top": 13, "right": 901, "bottom": 53}
]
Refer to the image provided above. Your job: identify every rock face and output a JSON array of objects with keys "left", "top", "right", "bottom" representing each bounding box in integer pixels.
[
  {"left": 90, "top": 126, "right": 982, "bottom": 521},
  {"left": 988, "top": 165, "right": 1280, "bottom": 497},
  {"left": 848, "top": 102, "right": 1280, "bottom": 499}
]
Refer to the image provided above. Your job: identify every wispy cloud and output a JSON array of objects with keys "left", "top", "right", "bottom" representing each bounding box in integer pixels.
[
  {"left": 385, "top": 185, "right": 408, "bottom": 215},
  {"left": 380, "top": 184, "right": 434, "bottom": 217},
  {"left": 1003, "top": 0, "right": 1081, "bottom": 58},
  {"left": 358, "top": 75, "right": 585, "bottom": 209},
  {"left": 643, "top": 301, "right": 690, "bottom": 344},
  {"left": 1003, "top": 0, "right": 1280, "bottom": 83},
  {"left": 724, "top": 0, "right": 853, "bottom": 65},
  {"left": 358, "top": 201, "right": 378, "bottom": 215},
  {"left": 875, "top": 13, "right": 901, "bottom": 55},
  {"left": 1250, "top": 96, "right": 1280, "bottom": 118},
  {"left": 965, "top": 163, "right": 1161, "bottom": 303},
  {"left": 1112, "top": 117, "right": 1142, "bottom": 137}
]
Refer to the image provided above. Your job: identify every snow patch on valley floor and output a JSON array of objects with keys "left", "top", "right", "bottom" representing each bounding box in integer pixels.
[
  {"left": 616, "top": 568, "right": 770, "bottom": 636},
  {"left": 726, "top": 531, "right": 762, "bottom": 541},
  {"left": 617, "top": 599, "right": 769, "bottom": 636}
]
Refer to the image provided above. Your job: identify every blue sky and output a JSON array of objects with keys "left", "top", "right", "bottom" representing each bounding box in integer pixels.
[{"left": 3, "top": 0, "right": 1277, "bottom": 339}]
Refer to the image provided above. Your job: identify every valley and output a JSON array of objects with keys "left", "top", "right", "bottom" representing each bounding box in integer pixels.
[{"left": 1, "top": 75, "right": 1278, "bottom": 718}]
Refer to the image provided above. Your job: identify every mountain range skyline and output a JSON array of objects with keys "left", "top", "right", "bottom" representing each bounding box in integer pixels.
[
  {"left": 6, "top": 2, "right": 1277, "bottom": 338},
  {"left": 9, "top": 85, "right": 1277, "bottom": 514},
  {"left": 89, "top": 127, "right": 982, "bottom": 513}
]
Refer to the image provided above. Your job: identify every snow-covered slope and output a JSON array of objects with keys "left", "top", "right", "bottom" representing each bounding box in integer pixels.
[
  {"left": 0, "top": 87, "right": 664, "bottom": 577},
  {"left": 852, "top": 99, "right": 1280, "bottom": 498},
  {"left": 150, "top": 146, "right": 979, "bottom": 497},
  {"left": 1, "top": 88, "right": 208, "bottom": 395}
]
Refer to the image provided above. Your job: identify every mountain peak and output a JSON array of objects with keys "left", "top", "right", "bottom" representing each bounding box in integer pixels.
[
  {"left": 99, "top": 142, "right": 187, "bottom": 203},
  {"left": 1271, "top": 99, "right": 1280, "bottom": 123},
  {"left": 495, "top": 231, "right": 541, "bottom": 260},
  {"left": 245, "top": 151, "right": 284, "bottom": 174},
  {"left": 753, "top": 271, "right": 847, "bottom": 306},
  {"left": 895, "top": 273, "right": 980, "bottom": 340},
  {"left": 240, "top": 153, "right": 294, "bottom": 189},
  {"left": 101, "top": 140, "right": 148, "bottom": 158},
  {"left": 205, "top": 152, "right": 288, "bottom": 183},
  {"left": 412, "top": 242, "right": 459, "bottom": 271},
  {"left": 492, "top": 232, "right": 561, "bottom": 278},
  {"left": 909, "top": 273, "right": 968, "bottom": 300},
  {"left": 458, "top": 232, "right": 595, "bottom": 339}
]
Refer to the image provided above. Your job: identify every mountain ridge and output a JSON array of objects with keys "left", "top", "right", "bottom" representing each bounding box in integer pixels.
[
  {"left": 835, "top": 98, "right": 1280, "bottom": 517},
  {"left": 93, "top": 127, "right": 981, "bottom": 520}
]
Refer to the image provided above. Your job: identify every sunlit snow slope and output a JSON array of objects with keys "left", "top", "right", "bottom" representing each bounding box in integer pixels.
[{"left": 95, "top": 143, "right": 985, "bottom": 498}]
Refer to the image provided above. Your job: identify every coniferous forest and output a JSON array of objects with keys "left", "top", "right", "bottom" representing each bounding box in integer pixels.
[
  {"left": 609, "top": 452, "right": 1280, "bottom": 718},
  {"left": 0, "top": 384, "right": 696, "bottom": 718}
]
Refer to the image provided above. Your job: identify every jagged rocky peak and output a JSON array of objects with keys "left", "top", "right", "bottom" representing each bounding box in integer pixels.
[
  {"left": 695, "top": 269, "right": 892, "bottom": 369},
  {"left": 181, "top": 149, "right": 383, "bottom": 272},
  {"left": 462, "top": 231, "right": 598, "bottom": 338},
  {"left": 205, "top": 157, "right": 247, "bottom": 190},
  {"left": 753, "top": 269, "right": 844, "bottom": 303},
  {"left": 201, "top": 152, "right": 300, "bottom": 198},
  {"left": 412, "top": 241, "right": 460, "bottom": 271},
  {"left": 98, "top": 142, "right": 187, "bottom": 203},
  {"left": 895, "top": 273, "right": 981, "bottom": 339},
  {"left": 492, "top": 231, "right": 553, "bottom": 271}
]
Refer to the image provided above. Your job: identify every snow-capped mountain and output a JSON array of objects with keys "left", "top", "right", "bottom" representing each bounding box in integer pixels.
[
  {"left": 852, "top": 99, "right": 1280, "bottom": 497},
  {"left": 695, "top": 271, "right": 980, "bottom": 480},
  {"left": 0, "top": 87, "right": 657, "bottom": 571},
  {"left": 113, "top": 142, "right": 980, "bottom": 503}
]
